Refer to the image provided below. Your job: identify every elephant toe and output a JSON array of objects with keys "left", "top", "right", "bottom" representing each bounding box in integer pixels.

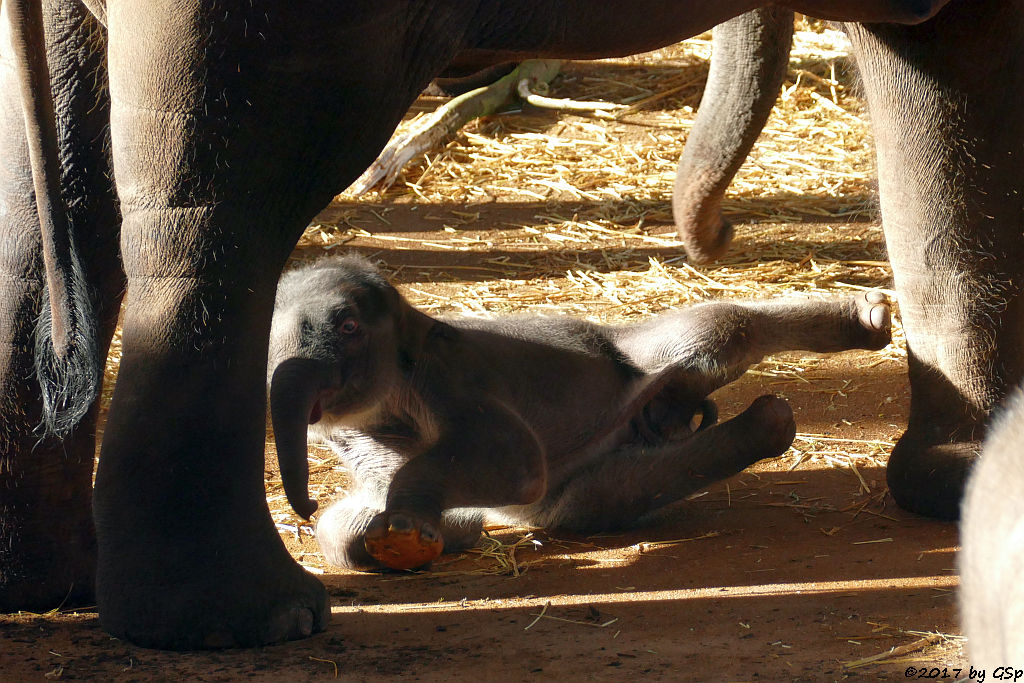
[
  {"left": 852, "top": 291, "right": 892, "bottom": 350},
  {"left": 263, "top": 604, "right": 318, "bottom": 644}
]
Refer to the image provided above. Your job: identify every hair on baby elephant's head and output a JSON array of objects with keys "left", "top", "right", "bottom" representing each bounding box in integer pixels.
[{"left": 267, "top": 256, "right": 434, "bottom": 518}]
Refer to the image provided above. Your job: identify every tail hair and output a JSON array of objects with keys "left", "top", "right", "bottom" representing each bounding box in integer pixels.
[
  {"left": 33, "top": 251, "right": 101, "bottom": 438},
  {"left": 7, "top": 0, "right": 103, "bottom": 438}
]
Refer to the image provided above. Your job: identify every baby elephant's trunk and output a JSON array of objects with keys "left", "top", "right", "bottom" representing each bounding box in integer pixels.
[{"left": 269, "top": 359, "right": 325, "bottom": 519}]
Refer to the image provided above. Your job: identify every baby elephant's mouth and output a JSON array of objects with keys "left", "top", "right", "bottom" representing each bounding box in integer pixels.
[{"left": 309, "top": 386, "right": 354, "bottom": 425}]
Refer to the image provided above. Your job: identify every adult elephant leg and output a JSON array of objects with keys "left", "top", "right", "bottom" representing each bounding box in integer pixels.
[
  {"left": 92, "top": 1, "right": 452, "bottom": 648},
  {"left": 0, "top": 2, "right": 121, "bottom": 611},
  {"left": 673, "top": 9, "right": 793, "bottom": 263},
  {"left": 96, "top": 262, "right": 331, "bottom": 648},
  {"left": 846, "top": 4, "right": 1024, "bottom": 519}
]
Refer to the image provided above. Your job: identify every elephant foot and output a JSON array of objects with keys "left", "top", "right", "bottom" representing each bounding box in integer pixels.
[
  {"left": 683, "top": 395, "right": 795, "bottom": 483},
  {"left": 1, "top": 442, "right": 98, "bottom": 612},
  {"left": 364, "top": 511, "right": 444, "bottom": 571},
  {"left": 739, "top": 394, "right": 798, "bottom": 461},
  {"left": 849, "top": 290, "right": 892, "bottom": 350},
  {"left": 98, "top": 536, "right": 329, "bottom": 650},
  {"left": 886, "top": 435, "right": 979, "bottom": 521},
  {"left": 0, "top": 549, "right": 96, "bottom": 613},
  {"left": 0, "top": 538, "right": 96, "bottom": 613},
  {"left": 319, "top": 501, "right": 481, "bottom": 572},
  {"left": 677, "top": 214, "right": 735, "bottom": 265}
]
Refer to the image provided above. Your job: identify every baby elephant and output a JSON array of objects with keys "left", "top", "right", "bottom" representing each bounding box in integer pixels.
[{"left": 268, "top": 256, "right": 890, "bottom": 571}]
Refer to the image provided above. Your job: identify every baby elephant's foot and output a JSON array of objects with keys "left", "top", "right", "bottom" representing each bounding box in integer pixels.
[
  {"left": 741, "top": 394, "right": 797, "bottom": 460},
  {"left": 851, "top": 290, "right": 891, "bottom": 350},
  {"left": 364, "top": 512, "right": 444, "bottom": 570}
]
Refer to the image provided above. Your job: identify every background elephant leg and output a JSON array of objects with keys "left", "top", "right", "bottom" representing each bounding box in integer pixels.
[
  {"left": 522, "top": 395, "right": 794, "bottom": 533},
  {"left": 0, "top": 2, "right": 121, "bottom": 611},
  {"left": 673, "top": 8, "right": 793, "bottom": 263},
  {"left": 847, "top": 4, "right": 1024, "bottom": 519}
]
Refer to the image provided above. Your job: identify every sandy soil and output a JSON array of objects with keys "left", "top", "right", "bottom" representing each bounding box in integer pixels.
[{"left": 3, "top": 356, "right": 966, "bottom": 681}]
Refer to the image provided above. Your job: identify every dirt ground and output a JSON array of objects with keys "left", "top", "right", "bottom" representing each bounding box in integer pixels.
[
  {"left": 1, "top": 348, "right": 966, "bottom": 681},
  {"left": 1, "top": 29, "right": 970, "bottom": 682}
]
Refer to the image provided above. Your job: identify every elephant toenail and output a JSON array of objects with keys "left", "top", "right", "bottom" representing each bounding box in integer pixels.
[{"left": 869, "top": 304, "right": 889, "bottom": 330}]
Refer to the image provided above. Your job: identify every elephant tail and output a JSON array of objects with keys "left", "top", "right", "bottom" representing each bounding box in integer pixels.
[{"left": 7, "top": 0, "right": 101, "bottom": 436}]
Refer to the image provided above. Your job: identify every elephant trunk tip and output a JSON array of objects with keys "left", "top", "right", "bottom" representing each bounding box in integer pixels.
[
  {"left": 678, "top": 217, "right": 734, "bottom": 265},
  {"left": 287, "top": 491, "right": 319, "bottom": 521}
]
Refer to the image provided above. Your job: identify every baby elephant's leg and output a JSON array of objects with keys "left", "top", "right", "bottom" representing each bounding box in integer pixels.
[
  {"left": 615, "top": 291, "right": 890, "bottom": 391},
  {"left": 317, "top": 494, "right": 485, "bottom": 572},
  {"left": 739, "top": 290, "right": 891, "bottom": 354},
  {"left": 316, "top": 494, "right": 383, "bottom": 572},
  {"left": 530, "top": 395, "right": 795, "bottom": 533},
  {"left": 438, "top": 509, "right": 487, "bottom": 553},
  {"left": 365, "top": 400, "right": 544, "bottom": 570}
]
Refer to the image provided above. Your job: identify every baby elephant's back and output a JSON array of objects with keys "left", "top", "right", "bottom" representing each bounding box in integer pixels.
[{"left": 450, "top": 315, "right": 641, "bottom": 453}]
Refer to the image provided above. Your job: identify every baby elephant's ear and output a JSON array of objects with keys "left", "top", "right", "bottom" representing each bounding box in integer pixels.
[{"left": 390, "top": 287, "right": 436, "bottom": 360}]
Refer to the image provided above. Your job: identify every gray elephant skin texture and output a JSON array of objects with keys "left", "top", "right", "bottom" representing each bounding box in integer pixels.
[
  {"left": 269, "top": 257, "right": 892, "bottom": 573},
  {"left": 0, "top": 0, "right": 1008, "bottom": 651},
  {"left": 960, "top": 390, "right": 1024, "bottom": 668},
  {"left": 666, "top": 2, "right": 1024, "bottom": 523}
]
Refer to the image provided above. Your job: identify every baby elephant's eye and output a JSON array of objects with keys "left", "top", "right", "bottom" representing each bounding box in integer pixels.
[{"left": 339, "top": 318, "right": 360, "bottom": 335}]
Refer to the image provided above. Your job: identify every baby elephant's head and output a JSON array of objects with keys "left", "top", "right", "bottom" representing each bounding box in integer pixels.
[{"left": 267, "top": 256, "right": 431, "bottom": 518}]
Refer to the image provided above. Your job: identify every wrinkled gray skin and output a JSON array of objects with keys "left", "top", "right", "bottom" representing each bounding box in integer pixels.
[
  {"left": 0, "top": 0, "right": 969, "bottom": 650},
  {"left": 960, "top": 389, "right": 1024, "bottom": 668},
  {"left": 683, "top": 2, "right": 1024, "bottom": 522},
  {"left": 673, "top": 8, "right": 794, "bottom": 264},
  {"left": 848, "top": 7, "right": 1024, "bottom": 520},
  {"left": 268, "top": 257, "right": 892, "bottom": 572}
]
